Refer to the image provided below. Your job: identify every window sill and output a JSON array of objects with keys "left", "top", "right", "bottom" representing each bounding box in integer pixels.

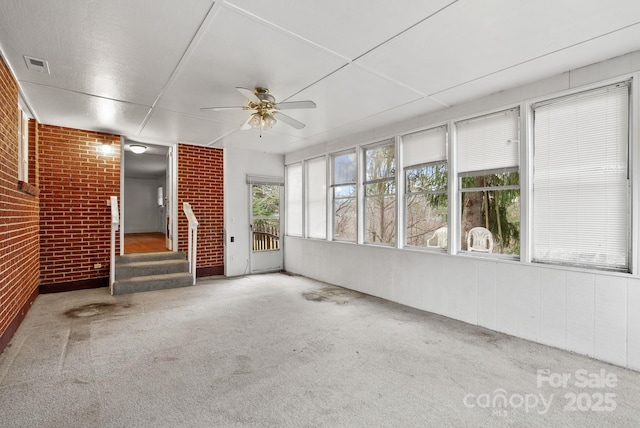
[{"left": 17, "top": 180, "right": 38, "bottom": 197}]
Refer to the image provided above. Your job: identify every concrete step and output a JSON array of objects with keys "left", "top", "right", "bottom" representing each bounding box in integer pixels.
[
  {"left": 116, "top": 259, "right": 189, "bottom": 279},
  {"left": 112, "top": 251, "right": 193, "bottom": 295},
  {"left": 112, "top": 272, "right": 194, "bottom": 295},
  {"left": 116, "top": 251, "right": 187, "bottom": 264}
]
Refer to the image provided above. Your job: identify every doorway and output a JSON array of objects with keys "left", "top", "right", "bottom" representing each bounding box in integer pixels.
[
  {"left": 250, "top": 182, "right": 283, "bottom": 273},
  {"left": 121, "top": 141, "right": 173, "bottom": 254}
]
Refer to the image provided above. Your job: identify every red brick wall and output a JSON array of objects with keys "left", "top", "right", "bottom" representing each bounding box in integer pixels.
[
  {"left": 0, "top": 57, "right": 39, "bottom": 340},
  {"left": 38, "top": 125, "right": 120, "bottom": 285},
  {"left": 177, "top": 144, "right": 224, "bottom": 274}
]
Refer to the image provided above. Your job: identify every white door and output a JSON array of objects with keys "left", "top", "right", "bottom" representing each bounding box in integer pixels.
[
  {"left": 250, "top": 183, "right": 283, "bottom": 273},
  {"left": 165, "top": 146, "right": 176, "bottom": 250}
]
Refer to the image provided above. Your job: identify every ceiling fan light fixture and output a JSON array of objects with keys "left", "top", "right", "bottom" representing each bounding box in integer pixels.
[
  {"left": 248, "top": 112, "right": 262, "bottom": 129},
  {"left": 202, "top": 87, "right": 314, "bottom": 133},
  {"left": 262, "top": 112, "right": 277, "bottom": 129},
  {"left": 129, "top": 144, "right": 147, "bottom": 154}
]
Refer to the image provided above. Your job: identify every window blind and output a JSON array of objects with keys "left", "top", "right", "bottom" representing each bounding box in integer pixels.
[
  {"left": 532, "top": 82, "right": 629, "bottom": 271},
  {"left": 306, "top": 157, "right": 327, "bottom": 239},
  {"left": 286, "top": 163, "right": 303, "bottom": 236},
  {"left": 457, "top": 108, "right": 519, "bottom": 173},
  {"left": 402, "top": 125, "right": 447, "bottom": 166},
  {"left": 246, "top": 174, "right": 284, "bottom": 185}
]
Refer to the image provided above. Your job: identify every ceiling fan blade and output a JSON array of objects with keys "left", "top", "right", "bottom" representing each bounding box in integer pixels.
[
  {"left": 240, "top": 114, "right": 254, "bottom": 131},
  {"left": 236, "top": 87, "right": 261, "bottom": 103},
  {"left": 274, "top": 112, "right": 305, "bottom": 129},
  {"left": 275, "top": 100, "right": 316, "bottom": 110},
  {"left": 200, "top": 106, "right": 248, "bottom": 111}
]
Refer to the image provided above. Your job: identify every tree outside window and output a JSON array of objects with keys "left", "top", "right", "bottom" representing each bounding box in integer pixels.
[
  {"left": 456, "top": 108, "right": 520, "bottom": 257},
  {"left": 460, "top": 170, "right": 520, "bottom": 255},
  {"left": 332, "top": 151, "right": 357, "bottom": 241},
  {"left": 364, "top": 142, "right": 396, "bottom": 245},
  {"left": 405, "top": 162, "right": 448, "bottom": 248}
]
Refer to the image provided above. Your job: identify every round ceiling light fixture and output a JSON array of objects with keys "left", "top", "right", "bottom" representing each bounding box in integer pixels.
[{"left": 129, "top": 144, "right": 147, "bottom": 154}]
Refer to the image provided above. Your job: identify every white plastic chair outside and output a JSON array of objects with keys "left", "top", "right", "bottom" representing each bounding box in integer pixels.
[
  {"left": 426, "top": 227, "right": 448, "bottom": 249},
  {"left": 467, "top": 227, "right": 493, "bottom": 253}
]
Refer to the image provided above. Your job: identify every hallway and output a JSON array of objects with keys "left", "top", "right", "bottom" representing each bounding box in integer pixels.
[
  {"left": 123, "top": 232, "right": 168, "bottom": 254},
  {"left": 1, "top": 274, "right": 639, "bottom": 427}
]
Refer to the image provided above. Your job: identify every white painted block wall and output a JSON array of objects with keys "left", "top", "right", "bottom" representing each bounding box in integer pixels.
[
  {"left": 224, "top": 147, "right": 285, "bottom": 277},
  {"left": 281, "top": 50, "right": 640, "bottom": 371},
  {"left": 285, "top": 237, "right": 639, "bottom": 370}
]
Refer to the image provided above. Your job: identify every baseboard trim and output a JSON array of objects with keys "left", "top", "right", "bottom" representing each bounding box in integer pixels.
[
  {"left": 197, "top": 265, "right": 224, "bottom": 278},
  {"left": 39, "top": 277, "right": 108, "bottom": 294},
  {"left": 0, "top": 286, "right": 39, "bottom": 355}
]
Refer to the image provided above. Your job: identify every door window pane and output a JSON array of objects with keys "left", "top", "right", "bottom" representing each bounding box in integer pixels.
[{"left": 252, "top": 184, "right": 280, "bottom": 251}]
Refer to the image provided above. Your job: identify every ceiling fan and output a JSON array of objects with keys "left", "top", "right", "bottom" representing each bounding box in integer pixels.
[{"left": 201, "top": 87, "right": 316, "bottom": 132}]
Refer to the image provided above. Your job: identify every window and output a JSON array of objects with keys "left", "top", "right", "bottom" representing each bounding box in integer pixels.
[
  {"left": 286, "top": 163, "right": 302, "bottom": 236},
  {"left": 18, "top": 109, "right": 29, "bottom": 182},
  {"left": 533, "top": 82, "right": 629, "bottom": 271},
  {"left": 457, "top": 108, "right": 520, "bottom": 256},
  {"left": 306, "top": 156, "right": 326, "bottom": 239},
  {"left": 331, "top": 151, "right": 357, "bottom": 241},
  {"left": 403, "top": 126, "right": 448, "bottom": 249},
  {"left": 364, "top": 141, "right": 396, "bottom": 245},
  {"left": 252, "top": 184, "right": 281, "bottom": 251}
]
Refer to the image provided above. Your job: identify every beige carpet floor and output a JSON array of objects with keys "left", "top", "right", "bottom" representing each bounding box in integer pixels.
[{"left": 1, "top": 273, "right": 639, "bottom": 427}]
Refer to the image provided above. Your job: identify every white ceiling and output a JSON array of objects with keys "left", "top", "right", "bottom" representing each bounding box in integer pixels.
[{"left": 2, "top": 0, "right": 640, "bottom": 155}]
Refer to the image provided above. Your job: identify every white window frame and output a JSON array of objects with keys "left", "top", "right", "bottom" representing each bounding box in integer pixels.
[
  {"left": 305, "top": 155, "right": 327, "bottom": 240},
  {"left": 330, "top": 149, "right": 358, "bottom": 242},
  {"left": 531, "top": 81, "right": 631, "bottom": 272},
  {"left": 285, "top": 163, "right": 303, "bottom": 237},
  {"left": 404, "top": 160, "right": 449, "bottom": 250},
  {"left": 363, "top": 140, "right": 397, "bottom": 246},
  {"left": 18, "top": 109, "right": 29, "bottom": 182},
  {"left": 402, "top": 125, "right": 449, "bottom": 250},
  {"left": 455, "top": 107, "right": 521, "bottom": 259}
]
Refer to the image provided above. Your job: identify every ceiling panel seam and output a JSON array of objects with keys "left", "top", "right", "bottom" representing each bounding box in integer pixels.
[
  {"left": 279, "top": 63, "right": 351, "bottom": 103},
  {"left": 352, "top": 62, "right": 429, "bottom": 98},
  {"left": 136, "top": 0, "right": 224, "bottom": 137},
  {"left": 222, "top": 1, "right": 352, "bottom": 64},
  {"left": 207, "top": 128, "right": 240, "bottom": 146},
  {"left": 350, "top": 0, "right": 459, "bottom": 63},
  {"left": 429, "top": 20, "right": 640, "bottom": 98},
  {"left": 152, "top": 107, "right": 238, "bottom": 125},
  {"left": 18, "top": 80, "right": 154, "bottom": 109},
  {"left": 302, "top": 97, "right": 434, "bottom": 142}
]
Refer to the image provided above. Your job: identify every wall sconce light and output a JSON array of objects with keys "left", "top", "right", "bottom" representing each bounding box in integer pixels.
[
  {"left": 129, "top": 144, "right": 147, "bottom": 154},
  {"left": 99, "top": 141, "right": 113, "bottom": 155}
]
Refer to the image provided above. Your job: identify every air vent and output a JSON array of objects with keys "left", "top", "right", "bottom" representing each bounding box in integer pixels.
[{"left": 24, "top": 55, "right": 50, "bottom": 74}]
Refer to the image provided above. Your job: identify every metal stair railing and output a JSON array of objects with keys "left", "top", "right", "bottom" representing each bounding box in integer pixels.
[
  {"left": 110, "top": 196, "right": 119, "bottom": 294},
  {"left": 183, "top": 202, "right": 199, "bottom": 285}
]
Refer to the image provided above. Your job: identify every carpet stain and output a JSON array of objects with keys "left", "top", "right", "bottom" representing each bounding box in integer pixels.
[
  {"left": 64, "top": 303, "right": 132, "bottom": 318},
  {"left": 233, "top": 355, "right": 253, "bottom": 375},
  {"left": 153, "top": 356, "right": 179, "bottom": 363},
  {"left": 471, "top": 328, "right": 503, "bottom": 346},
  {"left": 69, "top": 327, "right": 90, "bottom": 342},
  {"left": 303, "top": 286, "right": 364, "bottom": 304}
]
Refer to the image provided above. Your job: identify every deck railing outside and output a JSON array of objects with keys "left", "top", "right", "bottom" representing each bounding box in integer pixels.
[
  {"left": 252, "top": 221, "right": 280, "bottom": 251},
  {"left": 183, "top": 202, "right": 199, "bottom": 285}
]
